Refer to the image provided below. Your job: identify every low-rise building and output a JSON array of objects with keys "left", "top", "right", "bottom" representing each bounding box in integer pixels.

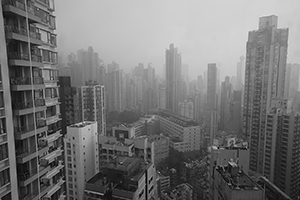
[
  {"left": 157, "top": 110, "right": 201, "bottom": 152},
  {"left": 147, "top": 134, "right": 169, "bottom": 166},
  {"left": 84, "top": 156, "right": 157, "bottom": 200},
  {"left": 212, "top": 161, "right": 264, "bottom": 200}
]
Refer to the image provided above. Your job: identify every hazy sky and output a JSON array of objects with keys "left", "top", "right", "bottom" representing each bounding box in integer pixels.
[{"left": 56, "top": 0, "right": 300, "bottom": 80}]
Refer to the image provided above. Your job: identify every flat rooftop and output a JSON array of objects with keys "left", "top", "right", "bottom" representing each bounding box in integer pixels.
[
  {"left": 216, "top": 164, "right": 262, "bottom": 191},
  {"left": 68, "top": 121, "right": 95, "bottom": 128},
  {"left": 158, "top": 110, "right": 198, "bottom": 127}
]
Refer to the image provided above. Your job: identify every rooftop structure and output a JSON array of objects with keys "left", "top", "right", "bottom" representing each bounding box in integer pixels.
[
  {"left": 212, "top": 161, "right": 264, "bottom": 200},
  {"left": 85, "top": 156, "right": 157, "bottom": 199}
]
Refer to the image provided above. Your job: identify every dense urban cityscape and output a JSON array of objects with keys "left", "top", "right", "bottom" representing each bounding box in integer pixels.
[{"left": 0, "top": 0, "right": 300, "bottom": 200}]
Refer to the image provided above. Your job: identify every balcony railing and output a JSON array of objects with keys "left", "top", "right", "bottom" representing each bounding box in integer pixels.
[
  {"left": 12, "top": 99, "right": 44, "bottom": 110},
  {"left": 5, "top": 25, "right": 41, "bottom": 40},
  {"left": 0, "top": 127, "right": 6, "bottom": 135},
  {"left": 10, "top": 76, "right": 44, "bottom": 85},
  {"left": 13, "top": 101, "right": 33, "bottom": 110},
  {"left": 19, "top": 188, "right": 39, "bottom": 200},
  {"left": 17, "top": 167, "right": 38, "bottom": 181},
  {"left": 14, "top": 124, "right": 35, "bottom": 135},
  {"left": 38, "top": 0, "right": 49, "bottom": 6},
  {"left": 7, "top": 52, "right": 42, "bottom": 62},
  {"left": 16, "top": 146, "right": 36, "bottom": 158},
  {"left": 36, "top": 119, "right": 46, "bottom": 128},
  {"left": 2, "top": 0, "right": 41, "bottom": 18}
]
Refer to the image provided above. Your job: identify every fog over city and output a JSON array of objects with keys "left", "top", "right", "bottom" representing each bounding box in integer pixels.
[{"left": 56, "top": 0, "right": 300, "bottom": 79}]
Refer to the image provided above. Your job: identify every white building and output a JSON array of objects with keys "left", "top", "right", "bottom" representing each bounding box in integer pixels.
[
  {"left": 64, "top": 121, "right": 99, "bottom": 200},
  {"left": 157, "top": 110, "right": 201, "bottom": 152}
]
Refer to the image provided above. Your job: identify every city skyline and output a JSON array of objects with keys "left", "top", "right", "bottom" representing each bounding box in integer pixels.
[{"left": 55, "top": 0, "right": 300, "bottom": 79}]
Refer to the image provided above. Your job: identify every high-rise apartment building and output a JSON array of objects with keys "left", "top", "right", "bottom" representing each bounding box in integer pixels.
[
  {"left": 220, "top": 76, "right": 232, "bottom": 131},
  {"left": 236, "top": 56, "right": 245, "bottom": 91},
  {"left": 80, "top": 84, "right": 106, "bottom": 136},
  {"left": 206, "top": 64, "right": 217, "bottom": 145},
  {"left": 243, "top": 15, "right": 288, "bottom": 174},
  {"left": 59, "top": 76, "right": 79, "bottom": 135},
  {"left": 1, "top": 0, "right": 66, "bottom": 199},
  {"left": 64, "top": 121, "right": 99, "bottom": 200},
  {"left": 228, "top": 91, "right": 242, "bottom": 134},
  {"left": 77, "top": 46, "right": 100, "bottom": 84},
  {"left": 284, "top": 63, "right": 300, "bottom": 98},
  {"left": 106, "top": 62, "right": 124, "bottom": 113},
  {"left": 165, "top": 44, "right": 182, "bottom": 114},
  {"left": 263, "top": 99, "right": 300, "bottom": 199},
  {"left": 158, "top": 86, "right": 166, "bottom": 110}
]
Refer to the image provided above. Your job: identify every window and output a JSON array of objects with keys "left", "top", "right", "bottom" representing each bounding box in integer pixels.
[
  {"left": 68, "top": 170, "right": 72, "bottom": 175},
  {"left": 67, "top": 143, "right": 71, "bottom": 148},
  {"left": 68, "top": 163, "right": 72, "bottom": 168},
  {"left": 69, "top": 183, "right": 73, "bottom": 188},
  {"left": 0, "top": 169, "right": 10, "bottom": 187},
  {"left": 67, "top": 150, "right": 71, "bottom": 155},
  {"left": 0, "top": 144, "right": 8, "bottom": 161},
  {"left": 67, "top": 157, "right": 71, "bottom": 162},
  {"left": 68, "top": 177, "right": 73, "bottom": 182}
]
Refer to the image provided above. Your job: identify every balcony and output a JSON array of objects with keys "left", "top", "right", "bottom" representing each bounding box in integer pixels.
[
  {"left": 16, "top": 146, "right": 37, "bottom": 163},
  {"left": 39, "top": 182, "right": 52, "bottom": 198},
  {"left": 45, "top": 96, "right": 59, "bottom": 106},
  {"left": 14, "top": 120, "right": 47, "bottom": 140},
  {"left": 0, "top": 107, "right": 5, "bottom": 118},
  {"left": 2, "top": 0, "right": 41, "bottom": 23},
  {"left": 38, "top": 140, "right": 49, "bottom": 156},
  {"left": 17, "top": 167, "right": 38, "bottom": 186},
  {"left": 42, "top": 129, "right": 62, "bottom": 144},
  {"left": 40, "top": 147, "right": 63, "bottom": 166},
  {"left": 0, "top": 183, "right": 11, "bottom": 199},
  {"left": 41, "top": 162, "right": 64, "bottom": 182},
  {"left": 12, "top": 99, "right": 46, "bottom": 115},
  {"left": 5, "top": 25, "right": 42, "bottom": 45},
  {"left": 46, "top": 114, "right": 61, "bottom": 125},
  {"left": 44, "top": 178, "right": 65, "bottom": 199},
  {"left": 10, "top": 76, "right": 44, "bottom": 90},
  {"left": 7, "top": 52, "right": 43, "bottom": 67},
  {"left": 19, "top": 188, "right": 39, "bottom": 200}
]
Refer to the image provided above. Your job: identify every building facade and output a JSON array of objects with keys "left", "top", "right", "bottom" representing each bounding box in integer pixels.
[
  {"left": 178, "top": 100, "right": 194, "bottom": 120},
  {"left": 80, "top": 84, "right": 106, "bottom": 136},
  {"left": 1, "top": 0, "right": 66, "bottom": 199},
  {"left": 64, "top": 121, "right": 99, "bottom": 200},
  {"left": 157, "top": 110, "right": 201, "bottom": 152},
  {"left": 243, "top": 15, "right": 288, "bottom": 174},
  {"left": 263, "top": 99, "right": 300, "bottom": 199},
  {"left": 220, "top": 76, "right": 232, "bottom": 131}
]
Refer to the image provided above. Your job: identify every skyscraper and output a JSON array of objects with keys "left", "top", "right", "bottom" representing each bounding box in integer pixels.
[
  {"left": 1, "top": 0, "right": 65, "bottom": 199},
  {"left": 263, "top": 98, "right": 300, "bottom": 199},
  {"left": 220, "top": 76, "right": 232, "bottom": 131},
  {"left": 206, "top": 63, "right": 217, "bottom": 144},
  {"left": 243, "top": 15, "right": 288, "bottom": 174},
  {"left": 80, "top": 85, "right": 106, "bottom": 136},
  {"left": 236, "top": 56, "right": 245, "bottom": 90},
  {"left": 165, "top": 44, "right": 182, "bottom": 114},
  {"left": 106, "top": 62, "right": 124, "bottom": 113}
]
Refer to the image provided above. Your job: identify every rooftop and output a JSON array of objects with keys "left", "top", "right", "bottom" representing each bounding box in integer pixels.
[
  {"left": 216, "top": 161, "right": 262, "bottom": 191},
  {"left": 68, "top": 121, "right": 95, "bottom": 128},
  {"left": 158, "top": 109, "right": 198, "bottom": 127}
]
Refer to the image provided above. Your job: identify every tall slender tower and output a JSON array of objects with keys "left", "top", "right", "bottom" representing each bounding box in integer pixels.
[
  {"left": 243, "top": 15, "right": 288, "bottom": 174},
  {"left": 236, "top": 56, "right": 245, "bottom": 91},
  {"left": 165, "top": 44, "right": 182, "bottom": 114},
  {"left": 1, "top": 0, "right": 65, "bottom": 199},
  {"left": 220, "top": 76, "right": 232, "bottom": 131},
  {"left": 206, "top": 64, "right": 218, "bottom": 145},
  {"left": 80, "top": 85, "right": 106, "bottom": 136}
]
